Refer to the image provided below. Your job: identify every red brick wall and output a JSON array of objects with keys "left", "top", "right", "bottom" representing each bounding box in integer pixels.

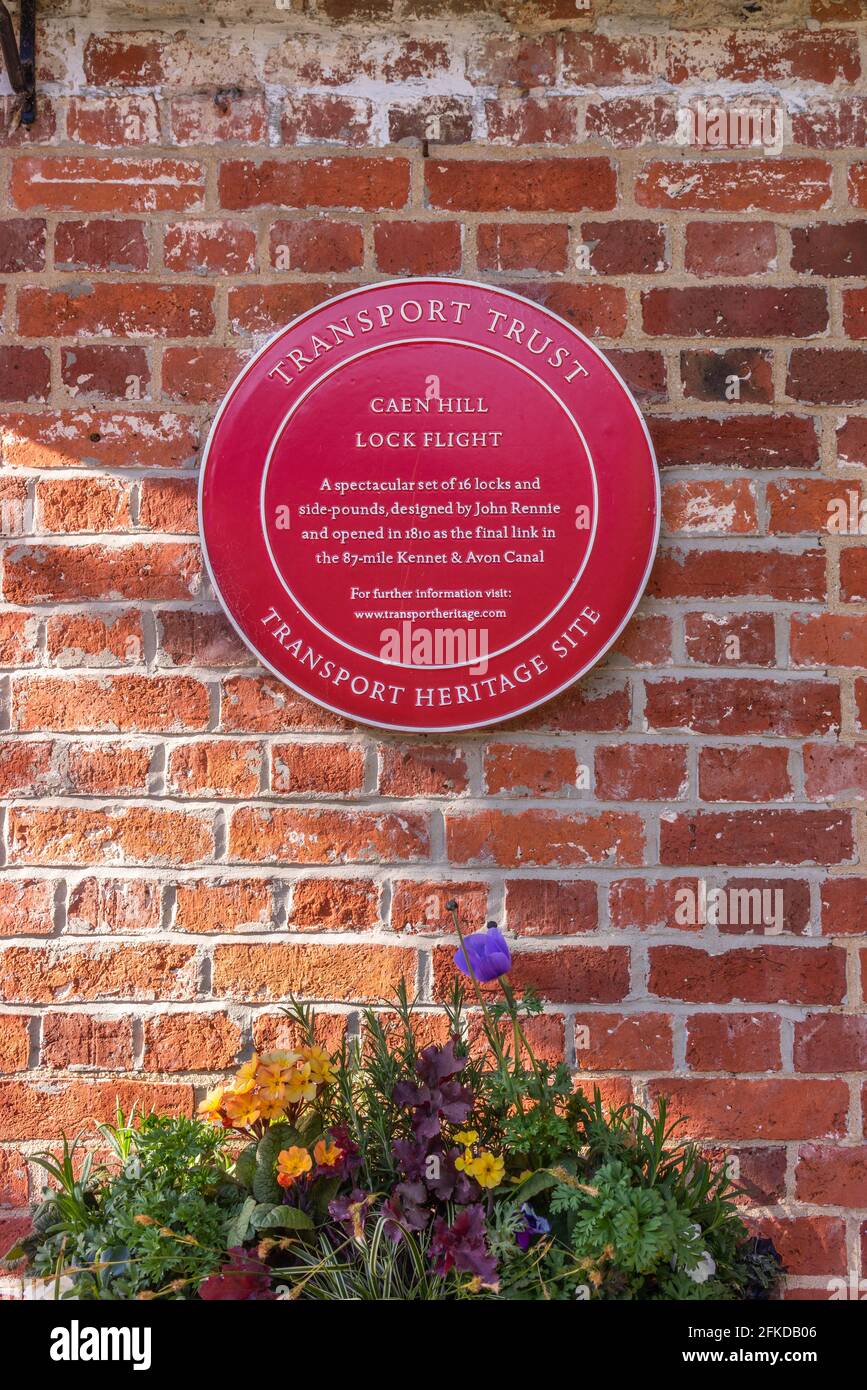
[{"left": 1, "top": 0, "right": 866, "bottom": 1295}]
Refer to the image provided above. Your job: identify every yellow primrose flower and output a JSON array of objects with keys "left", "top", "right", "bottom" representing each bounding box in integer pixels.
[
  {"left": 302, "top": 1045, "right": 335, "bottom": 1086},
  {"left": 224, "top": 1088, "right": 264, "bottom": 1128},
  {"left": 257, "top": 1090, "right": 289, "bottom": 1121},
  {"left": 233, "top": 1056, "right": 260, "bottom": 1092},
  {"left": 197, "top": 1087, "right": 226, "bottom": 1123},
  {"left": 454, "top": 1130, "right": 478, "bottom": 1149},
  {"left": 313, "top": 1137, "right": 342, "bottom": 1168},
  {"left": 276, "top": 1146, "right": 313, "bottom": 1189},
  {"left": 283, "top": 1062, "right": 317, "bottom": 1104},
  {"left": 471, "top": 1152, "right": 505, "bottom": 1189}
]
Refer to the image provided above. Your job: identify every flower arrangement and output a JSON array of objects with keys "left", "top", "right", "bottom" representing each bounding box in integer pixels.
[{"left": 7, "top": 906, "right": 783, "bottom": 1301}]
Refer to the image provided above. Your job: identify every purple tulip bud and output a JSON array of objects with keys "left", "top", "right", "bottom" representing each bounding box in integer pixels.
[{"left": 453, "top": 922, "right": 512, "bottom": 983}]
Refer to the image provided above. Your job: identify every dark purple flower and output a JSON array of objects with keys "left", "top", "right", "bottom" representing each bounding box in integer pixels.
[
  {"left": 393, "top": 1136, "right": 480, "bottom": 1203},
  {"left": 428, "top": 1205, "right": 498, "bottom": 1289},
  {"left": 516, "top": 1203, "right": 551, "bottom": 1251},
  {"left": 453, "top": 922, "right": 511, "bottom": 983},
  {"left": 393, "top": 1042, "right": 473, "bottom": 1139},
  {"left": 198, "top": 1247, "right": 274, "bottom": 1301},
  {"left": 329, "top": 1188, "right": 375, "bottom": 1241},
  {"left": 382, "top": 1180, "right": 429, "bottom": 1243}
]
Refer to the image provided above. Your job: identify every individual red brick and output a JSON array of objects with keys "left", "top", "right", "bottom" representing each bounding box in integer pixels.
[
  {"left": 219, "top": 158, "right": 409, "bottom": 211},
  {"left": 164, "top": 221, "right": 256, "bottom": 275},
  {"left": 265, "top": 35, "right": 448, "bottom": 87},
  {"left": 379, "top": 744, "right": 467, "bottom": 797},
  {"left": 562, "top": 33, "right": 659, "bottom": 85},
  {"left": 45, "top": 611, "right": 144, "bottom": 667},
  {"left": 0, "top": 347, "right": 50, "bottom": 403},
  {"left": 41, "top": 1013, "right": 133, "bottom": 1069},
  {"left": 793, "top": 94, "right": 867, "bottom": 146},
  {"left": 804, "top": 745, "right": 867, "bottom": 800},
  {"left": 768, "top": 478, "right": 849, "bottom": 535},
  {"left": 0, "top": 880, "right": 55, "bottom": 937},
  {"left": 716, "top": 879, "right": 811, "bottom": 936},
  {"left": 389, "top": 879, "right": 484, "bottom": 934},
  {"left": 731, "top": 1147, "right": 788, "bottom": 1205},
  {"left": 636, "top": 160, "right": 832, "bottom": 212},
  {"left": 509, "top": 678, "right": 630, "bottom": 733},
  {"left": 795, "top": 1013, "right": 867, "bottom": 1069},
  {"left": 661, "top": 811, "right": 852, "bottom": 868},
  {"left": 650, "top": 414, "right": 819, "bottom": 469},
  {"left": 269, "top": 220, "right": 363, "bottom": 272},
  {"left": 0, "top": 741, "right": 52, "bottom": 797},
  {"left": 0, "top": 1148, "right": 28, "bottom": 1205},
  {"left": 586, "top": 96, "right": 677, "bottom": 147},
  {"left": 787, "top": 348, "right": 867, "bottom": 404},
  {"left": 646, "top": 1077, "right": 847, "bottom": 1140},
  {"left": 213, "top": 942, "right": 416, "bottom": 1002},
  {"left": 684, "top": 221, "right": 777, "bottom": 276},
  {"left": 143, "top": 1012, "right": 241, "bottom": 1072},
  {"left": 291, "top": 878, "right": 380, "bottom": 931},
  {"left": 753, "top": 1216, "right": 847, "bottom": 1277},
  {"left": 0, "top": 1080, "right": 192, "bottom": 1141},
  {"left": 581, "top": 219, "right": 667, "bottom": 275},
  {"left": 649, "top": 548, "right": 824, "bottom": 602},
  {"left": 686, "top": 1014, "right": 781, "bottom": 1072},
  {"left": 643, "top": 285, "right": 827, "bottom": 338},
  {"left": 0, "top": 943, "right": 197, "bottom": 1002},
  {"left": 389, "top": 97, "right": 472, "bottom": 146},
  {"left": 612, "top": 614, "right": 673, "bottom": 665},
  {"left": 667, "top": 30, "right": 860, "bottom": 84},
  {"left": 1, "top": 409, "right": 197, "bottom": 472},
  {"left": 252, "top": 1011, "right": 348, "bottom": 1055},
  {"left": 791, "top": 614, "right": 867, "bottom": 667},
  {"left": 168, "top": 740, "right": 262, "bottom": 798},
  {"left": 373, "top": 221, "right": 462, "bottom": 274},
  {"left": 5, "top": 542, "right": 201, "bottom": 605},
  {"left": 820, "top": 879, "right": 867, "bottom": 935},
  {"left": 157, "top": 611, "right": 252, "bottom": 669},
  {"left": 699, "top": 747, "right": 792, "bottom": 802},
  {"left": 229, "top": 807, "right": 429, "bottom": 865},
  {"left": 504, "top": 879, "right": 597, "bottom": 935},
  {"left": 170, "top": 93, "right": 267, "bottom": 145},
  {"left": 680, "top": 348, "right": 773, "bottom": 405},
  {"left": 856, "top": 680, "right": 867, "bottom": 731},
  {"left": 221, "top": 674, "right": 353, "bottom": 733},
  {"left": 645, "top": 678, "right": 839, "bottom": 737},
  {"left": 849, "top": 163, "right": 867, "bottom": 208},
  {"left": 0, "top": 1015, "right": 30, "bottom": 1070},
  {"left": 67, "top": 878, "right": 161, "bottom": 934},
  {"left": 139, "top": 477, "right": 198, "bottom": 532},
  {"left": 425, "top": 159, "right": 616, "bottom": 212},
  {"left": 63, "top": 744, "right": 153, "bottom": 796},
  {"left": 67, "top": 96, "right": 160, "bottom": 146},
  {"left": 796, "top": 1144, "right": 867, "bottom": 1206},
  {"left": 174, "top": 878, "right": 274, "bottom": 933},
  {"left": 476, "top": 222, "right": 568, "bottom": 273},
  {"left": 608, "top": 876, "right": 705, "bottom": 932},
  {"left": 485, "top": 97, "right": 581, "bottom": 146},
  {"left": 448, "top": 809, "right": 644, "bottom": 868},
  {"left": 54, "top": 219, "right": 148, "bottom": 272},
  {"left": 506, "top": 280, "right": 627, "bottom": 338},
  {"left": 161, "top": 347, "right": 248, "bottom": 406},
  {"left": 18, "top": 283, "right": 214, "bottom": 338},
  {"left": 228, "top": 283, "right": 355, "bottom": 335},
  {"left": 272, "top": 743, "right": 365, "bottom": 795},
  {"left": 595, "top": 744, "right": 688, "bottom": 801},
  {"left": 434, "top": 943, "right": 629, "bottom": 1004},
  {"left": 60, "top": 345, "right": 149, "bottom": 402},
  {"left": 83, "top": 33, "right": 166, "bottom": 86},
  {"left": 7, "top": 806, "right": 214, "bottom": 867},
  {"left": 468, "top": 33, "right": 557, "bottom": 86},
  {"left": 12, "top": 157, "right": 204, "bottom": 212},
  {"left": 573, "top": 1013, "right": 673, "bottom": 1071},
  {"left": 662, "top": 480, "right": 758, "bottom": 534},
  {"left": 484, "top": 744, "right": 581, "bottom": 797},
  {"left": 13, "top": 674, "right": 208, "bottom": 733},
  {"left": 651, "top": 944, "right": 846, "bottom": 1004},
  {"left": 467, "top": 1012, "right": 565, "bottom": 1068},
  {"left": 841, "top": 550, "right": 867, "bottom": 602},
  {"left": 0, "top": 218, "right": 46, "bottom": 272},
  {"left": 791, "top": 223, "right": 867, "bottom": 278}
]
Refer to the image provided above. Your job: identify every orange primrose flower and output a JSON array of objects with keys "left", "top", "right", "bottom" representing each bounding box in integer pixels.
[{"left": 276, "top": 1146, "right": 313, "bottom": 1189}]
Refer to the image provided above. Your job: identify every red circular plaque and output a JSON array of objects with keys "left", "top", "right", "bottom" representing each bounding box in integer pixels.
[{"left": 200, "top": 279, "right": 659, "bottom": 732}]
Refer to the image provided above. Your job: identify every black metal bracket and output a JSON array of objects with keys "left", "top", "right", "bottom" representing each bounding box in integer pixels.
[{"left": 0, "top": 0, "right": 36, "bottom": 127}]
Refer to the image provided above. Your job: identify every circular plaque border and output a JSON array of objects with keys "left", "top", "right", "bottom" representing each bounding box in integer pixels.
[{"left": 199, "top": 278, "right": 661, "bottom": 734}]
